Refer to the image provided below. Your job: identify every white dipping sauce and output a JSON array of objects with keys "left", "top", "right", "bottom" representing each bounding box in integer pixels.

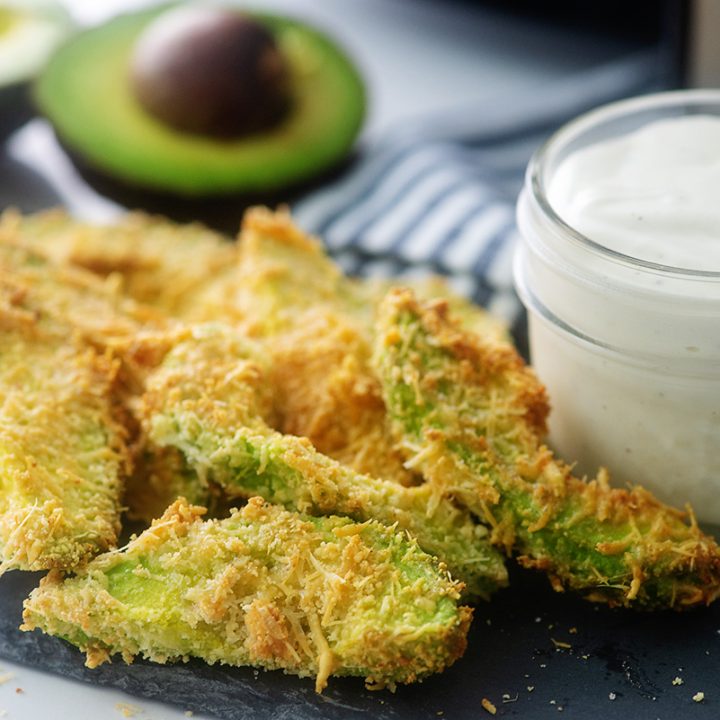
[
  {"left": 515, "top": 98, "right": 720, "bottom": 523},
  {"left": 549, "top": 116, "right": 720, "bottom": 271}
]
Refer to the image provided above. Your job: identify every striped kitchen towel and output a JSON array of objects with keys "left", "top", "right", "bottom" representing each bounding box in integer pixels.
[{"left": 294, "top": 51, "right": 664, "bottom": 340}]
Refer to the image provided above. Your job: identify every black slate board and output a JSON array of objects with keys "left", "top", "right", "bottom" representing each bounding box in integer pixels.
[{"left": 3, "top": 564, "right": 720, "bottom": 720}]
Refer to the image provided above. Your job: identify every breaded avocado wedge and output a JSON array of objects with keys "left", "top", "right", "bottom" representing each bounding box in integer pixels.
[
  {"left": 373, "top": 288, "right": 720, "bottom": 610},
  {"left": 0, "top": 279, "right": 127, "bottom": 572},
  {"left": 22, "top": 497, "right": 472, "bottom": 692}
]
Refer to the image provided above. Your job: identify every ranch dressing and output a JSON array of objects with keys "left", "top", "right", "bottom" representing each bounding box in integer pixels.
[
  {"left": 549, "top": 116, "right": 720, "bottom": 271},
  {"left": 514, "top": 92, "right": 720, "bottom": 523}
]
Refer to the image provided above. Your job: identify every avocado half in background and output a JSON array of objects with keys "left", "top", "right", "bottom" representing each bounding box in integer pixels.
[
  {"left": 34, "top": 3, "right": 366, "bottom": 203},
  {"left": 0, "top": 0, "right": 73, "bottom": 140}
]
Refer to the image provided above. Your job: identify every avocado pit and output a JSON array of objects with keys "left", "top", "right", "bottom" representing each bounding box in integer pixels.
[{"left": 130, "top": 6, "right": 291, "bottom": 139}]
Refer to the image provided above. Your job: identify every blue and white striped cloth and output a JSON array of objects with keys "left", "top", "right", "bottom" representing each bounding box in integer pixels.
[{"left": 294, "top": 53, "right": 663, "bottom": 340}]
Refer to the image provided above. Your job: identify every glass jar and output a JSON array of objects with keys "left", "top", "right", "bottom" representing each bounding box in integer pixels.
[{"left": 514, "top": 90, "right": 720, "bottom": 523}]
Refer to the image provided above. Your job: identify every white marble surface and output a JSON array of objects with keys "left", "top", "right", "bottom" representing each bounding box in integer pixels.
[
  {"left": 3, "top": 1, "right": 632, "bottom": 718},
  {"left": 0, "top": 659, "right": 213, "bottom": 720}
]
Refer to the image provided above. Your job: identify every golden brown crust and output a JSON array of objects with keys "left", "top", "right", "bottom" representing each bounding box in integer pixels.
[
  {"left": 269, "top": 309, "right": 420, "bottom": 486},
  {"left": 2, "top": 209, "right": 236, "bottom": 319}
]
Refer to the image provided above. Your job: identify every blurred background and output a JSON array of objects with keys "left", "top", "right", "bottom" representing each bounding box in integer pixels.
[
  {"left": 3, "top": 0, "right": 717, "bottom": 343},
  {"left": 2, "top": 0, "right": 714, "bottom": 215},
  {"left": 0, "top": 0, "right": 718, "bottom": 324}
]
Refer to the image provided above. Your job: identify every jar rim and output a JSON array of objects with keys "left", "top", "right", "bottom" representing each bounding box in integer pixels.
[{"left": 528, "top": 89, "right": 720, "bottom": 280}]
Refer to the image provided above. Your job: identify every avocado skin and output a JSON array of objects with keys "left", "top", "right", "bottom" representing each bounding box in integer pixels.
[
  {"left": 61, "top": 138, "right": 359, "bottom": 234},
  {"left": 35, "top": 5, "right": 366, "bottom": 198},
  {"left": 0, "top": 82, "right": 34, "bottom": 140}
]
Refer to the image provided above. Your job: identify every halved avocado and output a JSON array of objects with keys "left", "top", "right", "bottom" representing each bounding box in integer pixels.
[
  {"left": 35, "top": 4, "right": 366, "bottom": 197},
  {"left": 0, "top": 0, "right": 73, "bottom": 139}
]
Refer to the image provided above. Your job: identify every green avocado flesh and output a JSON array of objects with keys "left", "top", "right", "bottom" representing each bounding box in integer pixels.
[{"left": 35, "top": 6, "right": 365, "bottom": 196}]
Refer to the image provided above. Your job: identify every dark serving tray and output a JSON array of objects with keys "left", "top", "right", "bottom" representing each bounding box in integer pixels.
[
  {"left": 2, "top": 130, "right": 720, "bottom": 720},
  {"left": 3, "top": 563, "right": 720, "bottom": 720}
]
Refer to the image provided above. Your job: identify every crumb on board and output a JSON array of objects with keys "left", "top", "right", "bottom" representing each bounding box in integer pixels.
[
  {"left": 609, "top": 692, "right": 617, "bottom": 701},
  {"left": 693, "top": 692, "right": 705, "bottom": 703},
  {"left": 569, "top": 627, "right": 578, "bottom": 635},
  {"left": 501, "top": 693, "right": 518, "bottom": 704},
  {"left": 481, "top": 697, "right": 497, "bottom": 715},
  {"left": 185, "top": 712, "right": 194, "bottom": 718},
  {"left": 527, "top": 686, "right": 535, "bottom": 692},
  {"left": 672, "top": 676, "right": 684, "bottom": 686},
  {"left": 551, "top": 638, "right": 572, "bottom": 650},
  {"left": 15, "top": 688, "right": 23, "bottom": 694},
  {"left": 0, "top": 674, "right": 14, "bottom": 686},
  {"left": 115, "top": 702, "right": 142, "bottom": 717}
]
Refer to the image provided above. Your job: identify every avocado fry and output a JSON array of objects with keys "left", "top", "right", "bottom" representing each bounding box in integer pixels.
[
  {"left": 0, "top": 209, "right": 236, "bottom": 319},
  {"left": 22, "top": 496, "right": 472, "bottom": 692},
  {"left": 373, "top": 288, "right": 720, "bottom": 609},
  {"left": 232, "top": 207, "right": 370, "bottom": 335},
  {"left": 139, "top": 326, "right": 508, "bottom": 599},
  {"left": 0, "top": 274, "right": 128, "bottom": 572},
  {"left": 0, "top": 237, "right": 155, "bottom": 347}
]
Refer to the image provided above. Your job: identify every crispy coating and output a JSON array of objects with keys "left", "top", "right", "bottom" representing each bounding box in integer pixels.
[
  {"left": 0, "top": 277, "right": 128, "bottom": 572},
  {"left": 229, "top": 208, "right": 404, "bottom": 480},
  {"left": 22, "top": 497, "right": 472, "bottom": 691},
  {"left": 230, "top": 209, "right": 433, "bottom": 485},
  {"left": 232, "top": 207, "right": 368, "bottom": 336},
  {"left": 139, "top": 326, "right": 508, "bottom": 599},
  {"left": 0, "top": 240, "right": 155, "bottom": 348},
  {"left": 1, "top": 209, "right": 236, "bottom": 319},
  {"left": 374, "top": 288, "right": 720, "bottom": 609},
  {"left": 233, "top": 209, "right": 516, "bottom": 487},
  {"left": 268, "top": 309, "right": 420, "bottom": 486},
  {"left": 0, "top": 238, "right": 180, "bottom": 540}
]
